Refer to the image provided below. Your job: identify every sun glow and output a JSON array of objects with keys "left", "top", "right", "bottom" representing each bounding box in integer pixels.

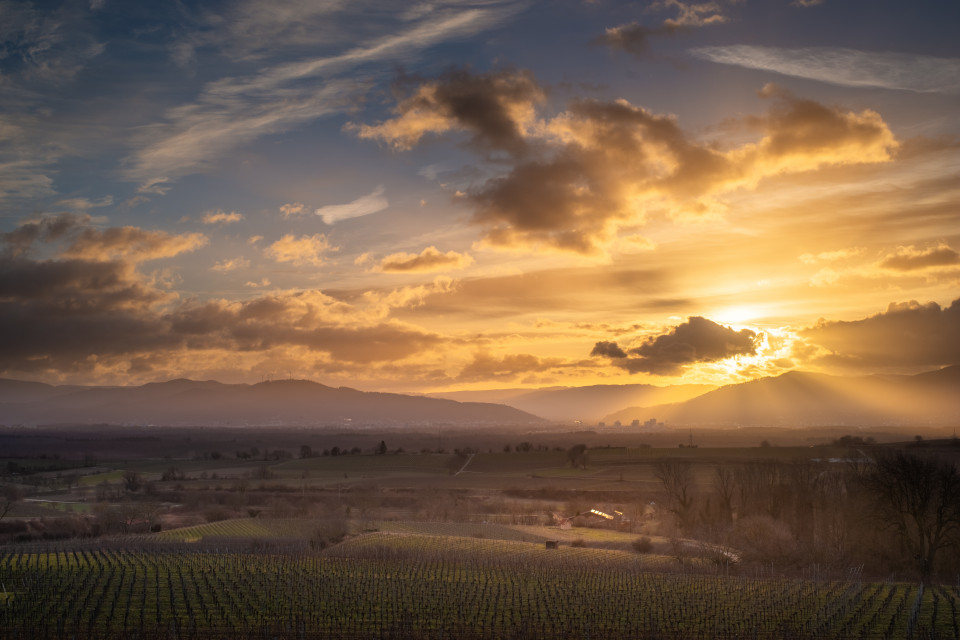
[{"left": 713, "top": 305, "right": 762, "bottom": 326}]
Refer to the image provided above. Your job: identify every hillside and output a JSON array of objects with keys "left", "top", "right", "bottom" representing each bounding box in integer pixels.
[
  {"left": 0, "top": 378, "right": 542, "bottom": 427},
  {"left": 603, "top": 366, "right": 960, "bottom": 428},
  {"left": 431, "top": 383, "right": 715, "bottom": 422}
]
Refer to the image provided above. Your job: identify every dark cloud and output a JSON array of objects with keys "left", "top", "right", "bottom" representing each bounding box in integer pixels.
[
  {"left": 592, "top": 316, "right": 758, "bottom": 375},
  {"left": 590, "top": 341, "right": 628, "bottom": 359},
  {"left": 592, "top": 22, "right": 678, "bottom": 57},
  {"left": 0, "top": 213, "right": 91, "bottom": 256},
  {"left": 1, "top": 213, "right": 208, "bottom": 263},
  {"left": 801, "top": 297, "right": 960, "bottom": 368},
  {"left": 357, "top": 70, "right": 896, "bottom": 254},
  {"left": 0, "top": 215, "right": 444, "bottom": 379},
  {"left": 356, "top": 67, "right": 544, "bottom": 155},
  {"left": 879, "top": 245, "right": 960, "bottom": 271}
]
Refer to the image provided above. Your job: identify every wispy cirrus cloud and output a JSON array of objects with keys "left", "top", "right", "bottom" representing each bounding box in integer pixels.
[
  {"left": 125, "top": 2, "right": 523, "bottom": 190},
  {"left": 690, "top": 45, "right": 960, "bottom": 94},
  {"left": 315, "top": 186, "right": 388, "bottom": 225}
]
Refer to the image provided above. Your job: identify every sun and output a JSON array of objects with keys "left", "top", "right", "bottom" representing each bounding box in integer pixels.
[{"left": 712, "top": 305, "right": 761, "bottom": 326}]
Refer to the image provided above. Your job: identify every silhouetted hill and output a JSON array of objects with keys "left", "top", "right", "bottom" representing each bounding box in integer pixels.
[
  {"left": 603, "top": 367, "right": 960, "bottom": 428},
  {"left": 0, "top": 379, "right": 85, "bottom": 403},
  {"left": 431, "top": 383, "right": 714, "bottom": 422},
  {"left": 0, "top": 378, "right": 542, "bottom": 427}
]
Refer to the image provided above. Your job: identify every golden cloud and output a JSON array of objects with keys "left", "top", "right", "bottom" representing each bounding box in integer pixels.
[
  {"left": 265, "top": 233, "right": 336, "bottom": 266},
  {"left": 376, "top": 246, "right": 473, "bottom": 273},
  {"left": 201, "top": 209, "right": 244, "bottom": 224},
  {"left": 279, "top": 202, "right": 307, "bottom": 218},
  {"left": 211, "top": 257, "right": 251, "bottom": 273},
  {"left": 879, "top": 243, "right": 960, "bottom": 271},
  {"left": 355, "top": 70, "right": 898, "bottom": 254},
  {"left": 63, "top": 227, "right": 209, "bottom": 263}
]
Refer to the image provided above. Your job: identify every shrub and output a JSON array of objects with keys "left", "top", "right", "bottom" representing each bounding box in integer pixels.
[
  {"left": 571, "top": 538, "right": 586, "bottom": 548},
  {"left": 632, "top": 536, "right": 654, "bottom": 554}
]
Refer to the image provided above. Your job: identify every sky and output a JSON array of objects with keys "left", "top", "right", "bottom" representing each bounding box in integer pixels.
[{"left": 1, "top": 0, "right": 959, "bottom": 392}]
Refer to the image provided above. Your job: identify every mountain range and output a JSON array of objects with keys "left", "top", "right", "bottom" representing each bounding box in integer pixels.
[
  {"left": 429, "top": 383, "right": 715, "bottom": 423},
  {"left": 0, "top": 378, "right": 541, "bottom": 427},
  {"left": 602, "top": 366, "right": 960, "bottom": 428},
  {"left": 1, "top": 366, "right": 957, "bottom": 429}
]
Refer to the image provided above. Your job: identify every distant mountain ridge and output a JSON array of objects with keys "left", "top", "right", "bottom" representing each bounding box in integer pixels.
[
  {"left": 602, "top": 366, "right": 960, "bottom": 428},
  {"left": 0, "top": 378, "right": 541, "bottom": 427},
  {"left": 430, "top": 383, "right": 715, "bottom": 422}
]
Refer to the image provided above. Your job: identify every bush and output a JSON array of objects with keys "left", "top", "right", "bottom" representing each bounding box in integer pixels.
[
  {"left": 570, "top": 538, "right": 586, "bottom": 548},
  {"left": 632, "top": 535, "right": 654, "bottom": 554}
]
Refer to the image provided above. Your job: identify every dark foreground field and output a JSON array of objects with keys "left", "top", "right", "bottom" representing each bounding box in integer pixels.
[
  {"left": 2, "top": 425, "right": 960, "bottom": 638},
  {"left": 3, "top": 525, "right": 959, "bottom": 640}
]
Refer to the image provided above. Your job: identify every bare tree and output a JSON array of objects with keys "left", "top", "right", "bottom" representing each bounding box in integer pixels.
[
  {"left": 0, "top": 484, "right": 20, "bottom": 521},
  {"left": 654, "top": 459, "right": 695, "bottom": 530},
  {"left": 859, "top": 450, "right": 960, "bottom": 581},
  {"left": 713, "top": 464, "right": 736, "bottom": 523},
  {"left": 122, "top": 470, "right": 142, "bottom": 493}
]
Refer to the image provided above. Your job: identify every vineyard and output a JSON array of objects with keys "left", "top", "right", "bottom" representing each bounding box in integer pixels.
[{"left": 3, "top": 527, "right": 959, "bottom": 639}]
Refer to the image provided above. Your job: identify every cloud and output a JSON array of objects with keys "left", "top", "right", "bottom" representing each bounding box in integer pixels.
[
  {"left": 376, "top": 246, "right": 473, "bottom": 273},
  {"left": 456, "top": 352, "right": 562, "bottom": 382},
  {"left": 125, "top": 3, "right": 520, "bottom": 190},
  {"left": 804, "top": 243, "right": 960, "bottom": 286},
  {"left": 1, "top": 213, "right": 208, "bottom": 263},
  {"left": 591, "top": 316, "right": 758, "bottom": 375},
  {"left": 280, "top": 202, "right": 307, "bottom": 218},
  {"left": 590, "top": 341, "right": 628, "bottom": 359},
  {"left": 202, "top": 209, "right": 245, "bottom": 225},
  {"left": 0, "top": 4, "right": 105, "bottom": 203},
  {"left": 657, "top": 0, "right": 728, "bottom": 28},
  {"left": 798, "top": 247, "right": 865, "bottom": 265},
  {"left": 355, "top": 70, "right": 897, "bottom": 254},
  {"left": 63, "top": 227, "right": 209, "bottom": 263},
  {"left": 594, "top": 0, "right": 728, "bottom": 57},
  {"left": 354, "top": 67, "right": 545, "bottom": 153},
  {"left": 265, "top": 233, "right": 336, "bottom": 266},
  {"left": 879, "top": 244, "right": 960, "bottom": 272},
  {"left": 211, "top": 257, "right": 251, "bottom": 273},
  {"left": 690, "top": 46, "right": 960, "bottom": 94},
  {"left": 0, "top": 214, "right": 455, "bottom": 379},
  {"left": 315, "top": 186, "right": 388, "bottom": 225},
  {"left": 55, "top": 195, "right": 113, "bottom": 210},
  {"left": 593, "top": 22, "right": 676, "bottom": 57},
  {"left": 801, "top": 297, "right": 960, "bottom": 368}
]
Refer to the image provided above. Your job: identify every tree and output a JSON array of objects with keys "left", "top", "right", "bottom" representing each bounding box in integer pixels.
[
  {"left": 859, "top": 450, "right": 960, "bottom": 581},
  {"left": 654, "top": 459, "right": 695, "bottom": 531},
  {"left": 567, "top": 444, "right": 588, "bottom": 469},
  {"left": 122, "top": 470, "right": 142, "bottom": 493},
  {"left": 0, "top": 484, "right": 20, "bottom": 521},
  {"left": 299, "top": 445, "right": 313, "bottom": 459},
  {"left": 377, "top": 440, "right": 387, "bottom": 455},
  {"left": 713, "top": 464, "right": 736, "bottom": 523}
]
